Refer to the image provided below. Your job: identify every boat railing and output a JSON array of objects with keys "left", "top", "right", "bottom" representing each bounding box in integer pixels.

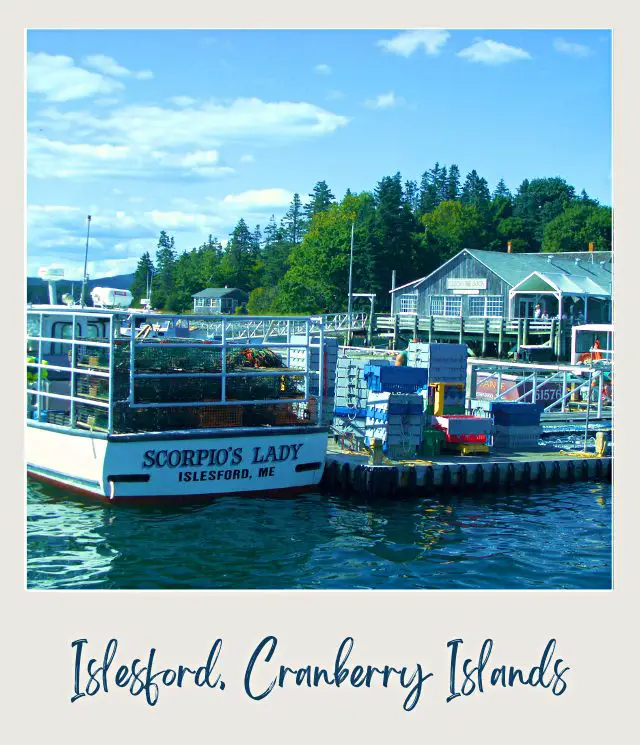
[{"left": 26, "top": 310, "right": 327, "bottom": 434}]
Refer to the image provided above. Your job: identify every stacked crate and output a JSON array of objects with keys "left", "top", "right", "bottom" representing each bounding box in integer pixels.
[
  {"left": 489, "top": 402, "right": 543, "bottom": 450},
  {"left": 432, "top": 414, "right": 493, "bottom": 446},
  {"left": 365, "top": 391, "right": 424, "bottom": 459},
  {"left": 289, "top": 335, "right": 339, "bottom": 424},
  {"left": 408, "top": 342, "right": 468, "bottom": 415},
  {"left": 332, "top": 356, "right": 390, "bottom": 443}
]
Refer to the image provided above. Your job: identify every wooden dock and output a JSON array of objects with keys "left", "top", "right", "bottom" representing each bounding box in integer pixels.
[
  {"left": 322, "top": 443, "right": 612, "bottom": 498},
  {"left": 374, "top": 314, "right": 568, "bottom": 357}
]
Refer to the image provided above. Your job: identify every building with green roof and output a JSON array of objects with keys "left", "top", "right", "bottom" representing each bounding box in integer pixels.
[
  {"left": 192, "top": 287, "right": 249, "bottom": 314},
  {"left": 390, "top": 248, "right": 612, "bottom": 324}
]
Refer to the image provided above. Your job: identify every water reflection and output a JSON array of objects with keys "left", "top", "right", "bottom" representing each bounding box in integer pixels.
[{"left": 27, "top": 478, "right": 612, "bottom": 590}]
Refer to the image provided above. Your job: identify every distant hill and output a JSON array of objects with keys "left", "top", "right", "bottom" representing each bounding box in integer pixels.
[{"left": 26, "top": 273, "right": 135, "bottom": 304}]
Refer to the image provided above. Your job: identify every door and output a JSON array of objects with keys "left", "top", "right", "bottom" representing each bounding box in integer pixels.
[{"left": 518, "top": 298, "right": 535, "bottom": 319}]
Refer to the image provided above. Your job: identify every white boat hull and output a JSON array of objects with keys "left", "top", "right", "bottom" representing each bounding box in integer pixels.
[{"left": 26, "top": 424, "right": 329, "bottom": 503}]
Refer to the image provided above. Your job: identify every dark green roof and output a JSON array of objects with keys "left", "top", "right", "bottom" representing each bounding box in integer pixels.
[{"left": 192, "top": 287, "right": 249, "bottom": 299}]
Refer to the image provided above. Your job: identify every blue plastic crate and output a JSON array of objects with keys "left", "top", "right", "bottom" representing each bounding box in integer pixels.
[
  {"left": 334, "top": 406, "right": 368, "bottom": 418},
  {"left": 364, "top": 365, "right": 428, "bottom": 393},
  {"left": 489, "top": 401, "right": 543, "bottom": 427}
]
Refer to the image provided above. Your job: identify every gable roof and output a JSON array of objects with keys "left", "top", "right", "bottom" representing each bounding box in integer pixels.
[
  {"left": 510, "top": 270, "right": 611, "bottom": 297},
  {"left": 465, "top": 249, "right": 612, "bottom": 289},
  {"left": 192, "top": 287, "right": 249, "bottom": 299},
  {"left": 390, "top": 249, "right": 613, "bottom": 293}
]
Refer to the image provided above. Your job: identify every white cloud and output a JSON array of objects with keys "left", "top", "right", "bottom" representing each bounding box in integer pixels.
[
  {"left": 169, "top": 96, "right": 197, "bottom": 107},
  {"left": 27, "top": 52, "right": 124, "bottom": 102},
  {"left": 554, "top": 38, "right": 591, "bottom": 57},
  {"left": 34, "top": 97, "right": 349, "bottom": 149},
  {"left": 95, "top": 97, "right": 121, "bottom": 107},
  {"left": 457, "top": 39, "right": 531, "bottom": 65},
  {"left": 82, "top": 54, "right": 153, "bottom": 80},
  {"left": 377, "top": 29, "right": 450, "bottom": 57},
  {"left": 221, "top": 188, "right": 294, "bottom": 210},
  {"left": 365, "top": 91, "right": 403, "bottom": 109},
  {"left": 314, "top": 63, "right": 332, "bottom": 74},
  {"left": 326, "top": 90, "right": 346, "bottom": 101},
  {"left": 239, "top": 153, "right": 255, "bottom": 163},
  {"left": 27, "top": 187, "right": 300, "bottom": 278},
  {"left": 28, "top": 135, "right": 234, "bottom": 181},
  {"left": 29, "top": 96, "right": 348, "bottom": 183},
  {"left": 145, "top": 210, "right": 223, "bottom": 232}
]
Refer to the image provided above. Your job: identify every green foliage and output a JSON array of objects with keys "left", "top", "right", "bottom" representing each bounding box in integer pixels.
[
  {"left": 542, "top": 204, "right": 612, "bottom": 253},
  {"left": 137, "top": 167, "right": 611, "bottom": 317},
  {"left": 513, "top": 177, "right": 576, "bottom": 248},
  {"left": 304, "top": 181, "right": 335, "bottom": 219},
  {"left": 419, "top": 201, "right": 485, "bottom": 272},
  {"left": 130, "top": 252, "right": 155, "bottom": 304},
  {"left": 150, "top": 231, "right": 176, "bottom": 310}
]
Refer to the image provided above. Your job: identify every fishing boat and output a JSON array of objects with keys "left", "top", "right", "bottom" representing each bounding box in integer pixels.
[{"left": 26, "top": 290, "right": 330, "bottom": 503}]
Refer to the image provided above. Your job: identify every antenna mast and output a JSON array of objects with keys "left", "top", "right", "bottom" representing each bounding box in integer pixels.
[{"left": 80, "top": 214, "right": 92, "bottom": 308}]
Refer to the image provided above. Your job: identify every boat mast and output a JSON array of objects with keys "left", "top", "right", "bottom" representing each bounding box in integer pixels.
[{"left": 80, "top": 214, "right": 92, "bottom": 308}]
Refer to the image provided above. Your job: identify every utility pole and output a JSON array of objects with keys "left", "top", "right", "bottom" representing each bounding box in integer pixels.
[
  {"left": 347, "top": 219, "right": 355, "bottom": 345},
  {"left": 80, "top": 214, "right": 92, "bottom": 308}
]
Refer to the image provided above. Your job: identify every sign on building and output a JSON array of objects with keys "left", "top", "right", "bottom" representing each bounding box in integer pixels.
[{"left": 446, "top": 278, "right": 487, "bottom": 290}]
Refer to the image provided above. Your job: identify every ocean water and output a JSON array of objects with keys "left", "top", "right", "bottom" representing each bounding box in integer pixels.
[{"left": 26, "top": 478, "right": 612, "bottom": 590}]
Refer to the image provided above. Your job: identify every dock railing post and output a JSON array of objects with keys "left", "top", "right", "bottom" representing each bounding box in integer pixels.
[
  {"left": 584, "top": 369, "right": 593, "bottom": 451},
  {"left": 523, "top": 317, "right": 529, "bottom": 347},
  {"left": 531, "top": 371, "right": 537, "bottom": 403},
  {"left": 459, "top": 316, "right": 464, "bottom": 344},
  {"left": 561, "top": 371, "right": 567, "bottom": 413},
  {"left": 517, "top": 318, "right": 523, "bottom": 355},
  {"left": 498, "top": 317, "right": 504, "bottom": 358},
  {"left": 70, "top": 316, "right": 77, "bottom": 429},
  {"left": 482, "top": 318, "right": 488, "bottom": 357},
  {"left": 393, "top": 314, "right": 399, "bottom": 349},
  {"left": 550, "top": 318, "right": 557, "bottom": 358},
  {"left": 428, "top": 315, "right": 434, "bottom": 343},
  {"left": 413, "top": 314, "right": 419, "bottom": 342},
  {"left": 596, "top": 370, "right": 603, "bottom": 419},
  {"left": 469, "top": 364, "right": 478, "bottom": 403},
  {"left": 497, "top": 370, "right": 503, "bottom": 400}
]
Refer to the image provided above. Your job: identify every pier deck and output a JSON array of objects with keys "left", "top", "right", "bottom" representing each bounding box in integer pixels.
[{"left": 322, "top": 441, "right": 612, "bottom": 498}]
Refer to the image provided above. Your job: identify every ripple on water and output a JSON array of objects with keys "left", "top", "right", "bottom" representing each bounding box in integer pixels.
[{"left": 26, "top": 478, "right": 612, "bottom": 590}]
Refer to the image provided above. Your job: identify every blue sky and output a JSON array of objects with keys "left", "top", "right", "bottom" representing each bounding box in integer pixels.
[{"left": 27, "top": 29, "right": 612, "bottom": 280}]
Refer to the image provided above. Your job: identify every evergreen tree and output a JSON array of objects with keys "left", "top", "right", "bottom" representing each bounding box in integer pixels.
[
  {"left": 436, "top": 165, "right": 449, "bottom": 204},
  {"left": 220, "top": 218, "right": 254, "bottom": 290},
  {"left": 418, "top": 163, "right": 443, "bottom": 215},
  {"left": 372, "top": 172, "right": 419, "bottom": 296},
  {"left": 461, "top": 170, "right": 491, "bottom": 208},
  {"left": 303, "top": 181, "right": 335, "bottom": 219},
  {"left": 445, "top": 165, "right": 461, "bottom": 201},
  {"left": 130, "top": 252, "right": 155, "bottom": 304},
  {"left": 151, "top": 231, "right": 176, "bottom": 309},
  {"left": 282, "top": 193, "right": 306, "bottom": 245},
  {"left": 403, "top": 179, "right": 419, "bottom": 213},
  {"left": 263, "top": 215, "right": 280, "bottom": 247},
  {"left": 493, "top": 178, "right": 512, "bottom": 201}
]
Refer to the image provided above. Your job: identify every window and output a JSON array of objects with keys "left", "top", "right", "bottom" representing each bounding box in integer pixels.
[
  {"left": 469, "top": 296, "right": 504, "bottom": 317},
  {"left": 486, "top": 296, "right": 504, "bottom": 317},
  {"left": 469, "top": 296, "right": 485, "bottom": 317},
  {"left": 195, "top": 297, "right": 206, "bottom": 307},
  {"left": 444, "top": 296, "right": 462, "bottom": 317},
  {"left": 430, "top": 296, "right": 444, "bottom": 316},
  {"left": 399, "top": 293, "right": 417, "bottom": 313}
]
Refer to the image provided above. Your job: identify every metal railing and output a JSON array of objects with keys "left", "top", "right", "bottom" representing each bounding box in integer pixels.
[
  {"left": 467, "top": 358, "right": 610, "bottom": 419},
  {"left": 26, "top": 310, "right": 328, "bottom": 433}
]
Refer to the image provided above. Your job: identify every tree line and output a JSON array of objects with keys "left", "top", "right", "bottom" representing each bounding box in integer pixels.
[{"left": 130, "top": 167, "right": 612, "bottom": 314}]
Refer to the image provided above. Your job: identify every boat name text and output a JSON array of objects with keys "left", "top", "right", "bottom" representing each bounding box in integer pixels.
[{"left": 142, "top": 443, "right": 303, "bottom": 469}]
